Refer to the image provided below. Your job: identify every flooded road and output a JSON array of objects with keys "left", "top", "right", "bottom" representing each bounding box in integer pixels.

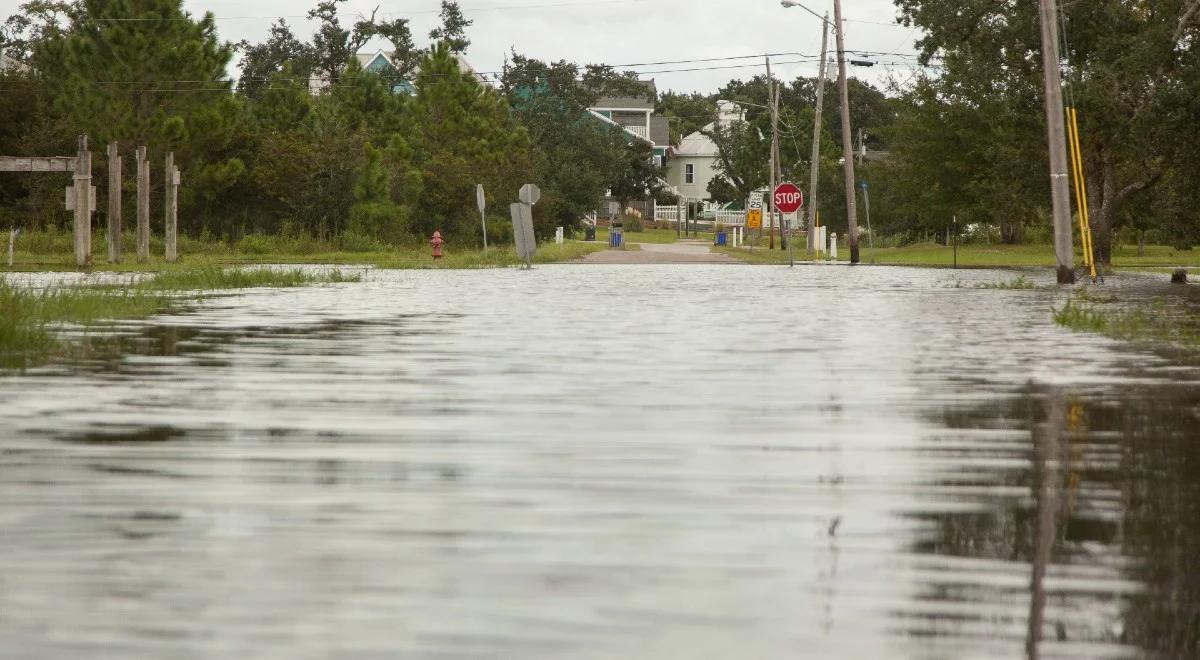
[{"left": 1, "top": 265, "right": 1198, "bottom": 659}]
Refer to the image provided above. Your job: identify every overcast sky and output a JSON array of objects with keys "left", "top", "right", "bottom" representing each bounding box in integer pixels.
[{"left": 2, "top": 0, "right": 931, "bottom": 94}]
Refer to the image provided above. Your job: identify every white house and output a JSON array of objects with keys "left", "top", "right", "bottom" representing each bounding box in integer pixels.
[
  {"left": 665, "top": 100, "right": 743, "bottom": 202},
  {"left": 0, "top": 52, "right": 30, "bottom": 73}
]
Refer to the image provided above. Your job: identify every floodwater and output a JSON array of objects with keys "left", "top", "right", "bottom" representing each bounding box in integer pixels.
[{"left": 1, "top": 265, "right": 1198, "bottom": 659}]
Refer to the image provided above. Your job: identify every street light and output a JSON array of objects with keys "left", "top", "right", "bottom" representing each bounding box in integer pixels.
[
  {"left": 784, "top": 0, "right": 860, "bottom": 263},
  {"left": 780, "top": 0, "right": 831, "bottom": 25}
]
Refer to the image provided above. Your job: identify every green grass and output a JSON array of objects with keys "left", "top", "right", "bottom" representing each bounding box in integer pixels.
[
  {"left": 7, "top": 229, "right": 605, "bottom": 272},
  {"left": 1, "top": 266, "right": 364, "bottom": 371},
  {"left": 1, "top": 280, "right": 170, "bottom": 370},
  {"left": 976, "top": 276, "right": 1038, "bottom": 290},
  {"left": 1054, "top": 293, "right": 1199, "bottom": 346},
  {"left": 595, "top": 228, "right": 693, "bottom": 245},
  {"left": 137, "top": 266, "right": 360, "bottom": 290},
  {"left": 718, "top": 241, "right": 1200, "bottom": 269}
]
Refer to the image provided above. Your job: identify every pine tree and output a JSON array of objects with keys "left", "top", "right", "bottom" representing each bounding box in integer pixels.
[
  {"left": 428, "top": 2, "right": 472, "bottom": 54},
  {"left": 347, "top": 143, "right": 407, "bottom": 242},
  {"left": 409, "top": 43, "right": 529, "bottom": 242}
]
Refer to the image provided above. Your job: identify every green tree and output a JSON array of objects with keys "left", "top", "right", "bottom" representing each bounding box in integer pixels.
[
  {"left": 409, "top": 43, "right": 529, "bottom": 242},
  {"left": 895, "top": 0, "right": 1200, "bottom": 259},
  {"left": 656, "top": 91, "right": 715, "bottom": 145},
  {"left": 500, "top": 53, "right": 651, "bottom": 233},
  {"left": 236, "top": 19, "right": 313, "bottom": 99},
  {"left": 348, "top": 143, "right": 407, "bottom": 242},
  {"left": 428, "top": 1, "right": 472, "bottom": 54}
]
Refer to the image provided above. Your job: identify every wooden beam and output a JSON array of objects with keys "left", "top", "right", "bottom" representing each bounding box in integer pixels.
[
  {"left": 107, "top": 142, "right": 122, "bottom": 263},
  {"left": 136, "top": 146, "right": 149, "bottom": 263},
  {"left": 0, "top": 156, "right": 76, "bottom": 172}
]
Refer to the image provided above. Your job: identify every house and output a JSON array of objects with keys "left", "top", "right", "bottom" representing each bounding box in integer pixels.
[
  {"left": 665, "top": 100, "right": 743, "bottom": 203},
  {"left": 0, "top": 52, "right": 30, "bottom": 73},
  {"left": 308, "top": 49, "right": 489, "bottom": 95},
  {"left": 588, "top": 80, "right": 671, "bottom": 167}
]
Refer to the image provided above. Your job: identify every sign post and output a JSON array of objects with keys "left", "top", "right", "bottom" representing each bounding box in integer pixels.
[
  {"left": 774, "top": 182, "right": 804, "bottom": 267},
  {"left": 476, "top": 184, "right": 487, "bottom": 250},
  {"left": 747, "top": 190, "right": 764, "bottom": 251},
  {"left": 512, "top": 184, "right": 540, "bottom": 269},
  {"left": 861, "top": 181, "right": 873, "bottom": 248}
]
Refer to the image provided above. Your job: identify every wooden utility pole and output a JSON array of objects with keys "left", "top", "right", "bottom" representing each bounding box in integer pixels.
[
  {"left": 136, "top": 146, "right": 149, "bottom": 263},
  {"left": 807, "top": 13, "right": 830, "bottom": 256},
  {"left": 107, "top": 142, "right": 122, "bottom": 263},
  {"left": 765, "top": 57, "right": 776, "bottom": 250},
  {"left": 772, "top": 83, "right": 784, "bottom": 251},
  {"left": 73, "top": 135, "right": 92, "bottom": 267},
  {"left": 833, "top": 0, "right": 860, "bottom": 264},
  {"left": 1037, "top": 0, "right": 1075, "bottom": 283},
  {"left": 164, "top": 151, "right": 178, "bottom": 263}
]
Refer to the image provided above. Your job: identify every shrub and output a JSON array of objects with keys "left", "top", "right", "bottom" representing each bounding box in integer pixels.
[
  {"left": 338, "top": 231, "right": 389, "bottom": 253},
  {"left": 623, "top": 216, "right": 644, "bottom": 232},
  {"left": 237, "top": 234, "right": 273, "bottom": 255},
  {"left": 347, "top": 201, "right": 408, "bottom": 244}
]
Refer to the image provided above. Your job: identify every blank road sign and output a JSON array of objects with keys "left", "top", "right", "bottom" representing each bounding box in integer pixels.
[{"left": 510, "top": 202, "right": 536, "bottom": 261}]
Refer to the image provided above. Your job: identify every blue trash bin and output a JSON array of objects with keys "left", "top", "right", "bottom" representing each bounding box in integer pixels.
[
  {"left": 609, "top": 229, "right": 624, "bottom": 248},
  {"left": 715, "top": 231, "right": 728, "bottom": 247}
]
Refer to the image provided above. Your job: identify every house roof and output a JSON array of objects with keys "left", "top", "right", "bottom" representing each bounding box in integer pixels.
[
  {"left": 676, "top": 129, "right": 718, "bottom": 157},
  {"left": 593, "top": 79, "right": 656, "bottom": 110},
  {"left": 674, "top": 100, "right": 744, "bottom": 157},
  {"left": 359, "top": 50, "right": 489, "bottom": 85}
]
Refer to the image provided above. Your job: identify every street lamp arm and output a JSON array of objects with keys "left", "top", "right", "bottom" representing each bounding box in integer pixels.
[{"left": 781, "top": 0, "right": 833, "bottom": 25}]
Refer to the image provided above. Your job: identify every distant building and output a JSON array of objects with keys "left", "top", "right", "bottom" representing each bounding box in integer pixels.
[
  {"left": 588, "top": 80, "right": 671, "bottom": 167},
  {"left": 308, "top": 50, "right": 489, "bottom": 95},
  {"left": 665, "top": 100, "right": 743, "bottom": 202},
  {"left": 0, "top": 52, "right": 30, "bottom": 73}
]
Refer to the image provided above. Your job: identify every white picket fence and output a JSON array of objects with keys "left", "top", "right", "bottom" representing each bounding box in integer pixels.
[
  {"left": 651, "top": 199, "right": 685, "bottom": 224},
  {"left": 710, "top": 210, "right": 784, "bottom": 229}
]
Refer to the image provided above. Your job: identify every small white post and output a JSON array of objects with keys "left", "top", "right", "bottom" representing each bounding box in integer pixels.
[
  {"left": 830, "top": 232, "right": 838, "bottom": 261},
  {"left": 555, "top": 227, "right": 564, "bottom": 245},
  {"left": 7, "top": 227, "right": 18, "bottom": 268}
]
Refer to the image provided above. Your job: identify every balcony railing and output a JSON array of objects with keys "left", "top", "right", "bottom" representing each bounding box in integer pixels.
[{"left": 623, "top": 125, "right": 649, "bottom": 140}]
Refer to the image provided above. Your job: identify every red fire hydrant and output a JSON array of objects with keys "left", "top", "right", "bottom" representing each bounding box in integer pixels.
[{"left": 430, "top": 231, "right": 444, "bottom": 260}]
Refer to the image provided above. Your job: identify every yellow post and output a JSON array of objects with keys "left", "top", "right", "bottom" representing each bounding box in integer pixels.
[
  {"left": 1068, "top": 108, "right": 1097, "bottom": 279},
  {"left": 1064, "top": 107, "right": 1088, "bottom": 268}
]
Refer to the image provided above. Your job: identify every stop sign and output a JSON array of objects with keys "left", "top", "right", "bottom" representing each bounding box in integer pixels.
[{"left": 773, "top": 182, "right": 804, "bottom": 214}]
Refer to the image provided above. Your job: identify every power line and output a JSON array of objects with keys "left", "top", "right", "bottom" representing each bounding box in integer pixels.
[{"left": 74, "top": 0, "right": 649, "bottom": 22}]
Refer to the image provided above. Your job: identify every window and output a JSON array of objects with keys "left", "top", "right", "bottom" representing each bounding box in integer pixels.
[{"left": 685, "top": 164, "right": 694, "bottom": 184}]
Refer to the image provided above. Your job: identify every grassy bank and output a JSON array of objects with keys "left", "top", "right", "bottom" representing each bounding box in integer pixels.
[
  {"left": 5, "top": 229, "right": 606, "bottom": 272},
  {"left": 718, "top": 242, "right": 1200, "bottom": 269},
  {"left": 1, "top": 267, "right": 359, "bottom": 370}
]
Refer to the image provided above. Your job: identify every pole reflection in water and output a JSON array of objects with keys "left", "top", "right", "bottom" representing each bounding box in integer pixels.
[{"left": 1026, "top": 386, "right": 1066, "bottom": 660}]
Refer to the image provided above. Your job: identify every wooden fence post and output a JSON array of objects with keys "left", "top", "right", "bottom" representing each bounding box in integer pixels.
[
  {"left": 164, "top": 151, "right": 177, "bottom": 263},
  {"left": 73, "top": 135, "right": 92, "bottom": 267},
  {"left": 7, "top": 228, "right": 18, "bottom": 268},
  {"left": 107, "top": 142, "right": 121, "bottom": 263},
  {"left": 136, "top": 146, "right": 149, "bottom": 263}
]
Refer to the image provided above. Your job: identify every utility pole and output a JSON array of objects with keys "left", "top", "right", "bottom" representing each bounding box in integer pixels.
[
  {"left": 1038, "top": 0, "right": 1075, "bottom": 283},
  {"left": 833, "top": 0, "right": 860, "bottom": 264},
  {"left": 807, "top": 13, "right": 829, "bottom": 257},
  {"left": 861, "top": 181, "right": 874, "bottom": 248},
  {"left": 765, "top": 57, "right": 777, "bottom": 250}
]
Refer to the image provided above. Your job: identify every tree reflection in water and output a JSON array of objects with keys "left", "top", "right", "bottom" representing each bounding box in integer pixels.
[{"left": 915, "top": 382, "right": 1200, "bottom": 658}]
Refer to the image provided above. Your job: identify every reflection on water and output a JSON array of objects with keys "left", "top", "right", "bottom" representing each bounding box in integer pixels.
[{"left": 1, "top": 265, "right": 1198, "bottom": 658}]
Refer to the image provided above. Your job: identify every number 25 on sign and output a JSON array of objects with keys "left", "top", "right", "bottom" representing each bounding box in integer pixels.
[{"left": 746, "top": 209, "right": 762, "bottom": 230}]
